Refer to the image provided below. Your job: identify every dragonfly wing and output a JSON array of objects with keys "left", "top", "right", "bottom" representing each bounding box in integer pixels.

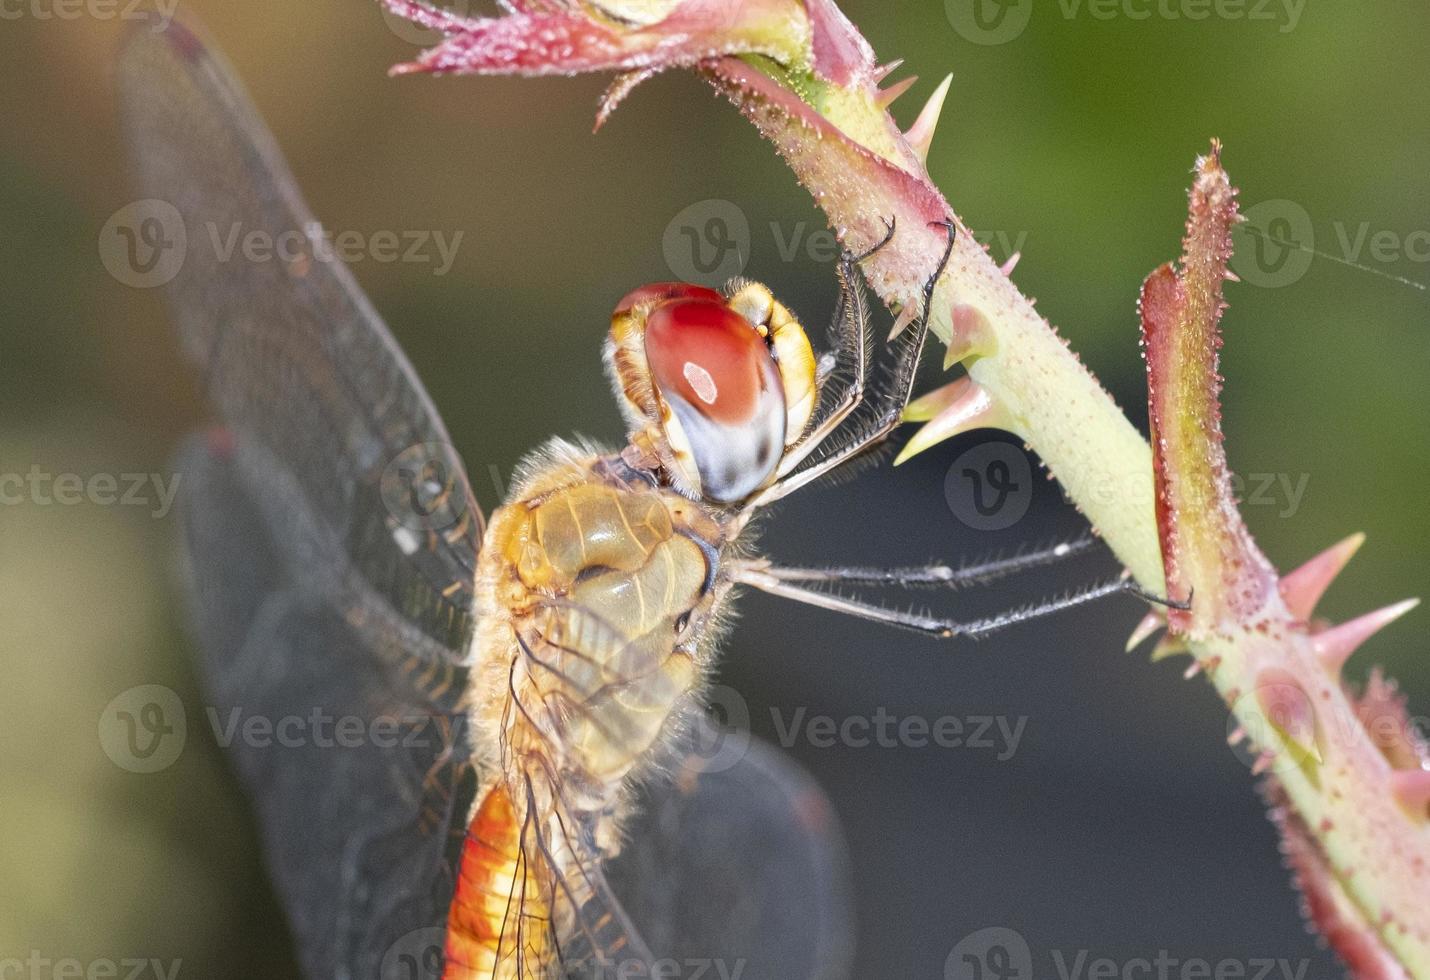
[
  {"left": 119, "top": 19, "right": 481, "bottom": 660},
  {"left": 178, "top": 435, "right": 477, "bottom": 980},
  {"left": 121, "top": 20, "right": 485, "bottom": 979},
  {"left": 604, "top": 720, "right": 855, "bottom": 980}
]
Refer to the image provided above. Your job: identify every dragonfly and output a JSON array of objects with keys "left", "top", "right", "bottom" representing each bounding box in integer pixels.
[{"left": 120, "top": 18, "right": 1174, "bottom": 980}]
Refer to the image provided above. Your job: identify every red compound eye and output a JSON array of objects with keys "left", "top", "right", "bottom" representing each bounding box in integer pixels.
[
  {"left": 613, "top": 282, "right": 723, "bottom": 316},
  {"left": 643, "top": 297, "right": 786, "bottom": 502},
  {"left": 644, "top": 299, "right": 773, "bottom": 425}
]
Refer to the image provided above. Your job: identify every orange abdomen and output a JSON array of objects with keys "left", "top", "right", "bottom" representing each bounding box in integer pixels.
[{"left": 443, "top": 784, "right": 552, "bottom": 978}]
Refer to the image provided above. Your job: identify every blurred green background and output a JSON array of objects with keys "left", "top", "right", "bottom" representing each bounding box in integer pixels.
[{"left": 1, "top": 1, "right": 1426, "bottom": 977}]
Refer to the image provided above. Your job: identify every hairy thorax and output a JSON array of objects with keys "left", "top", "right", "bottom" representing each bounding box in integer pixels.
[{"left": 470, "top": 441, "right": 731, "bottom": 818}]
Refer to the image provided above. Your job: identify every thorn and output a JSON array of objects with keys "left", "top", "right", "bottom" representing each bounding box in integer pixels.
[
  {"left": 903, "top": 73, "right": 952, "bottom": 165},
  {"left": 942, "top": 304, "right": 996, "bottom": 368},
  {"left": 1312, "top": 599, "right": 1420, "bottom": 674},
  {"left": 1228, "top": 726, "right": 1247, "bottom": 746},
  {"left": 875, "top": 74, "right": 918, "bottom": 109},
  {"left": 1280, "top": 532, "right": 1366, "bottom": 620},
  {"left": 1251, "top": 751, "right": 1276, "bottom": 776},
  {"left": 894, "top": 377, "right": 1011, "bottom": 465},
  {"left": 872, "top": 58, "right": 904, "bottom": 83},
  {"left": 887, "top": 305, "right": 918, "bottom": 341},
  {"left": 999, "top": 252, "right": 1021, "bottom": 276},
  {"left": 1150, "top": 634, "right": 1190, "bottom": 661},
  {"left": 1254, "top": 670, "right": 1317, "bottom": 758},
  {"left": 1389, "top": 769, "right": 1430, "bottom": 817},
  {"left": 1184, "top": 660, "right": 1203, "bottom": 680},
  {"left": 595, "top": 68, "right": 659, "bottom": 132},
  {"left": 1125, "top": 609, "right": 1166, "bottom": 652}
]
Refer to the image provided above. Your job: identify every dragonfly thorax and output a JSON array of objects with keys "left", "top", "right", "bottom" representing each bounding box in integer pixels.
[{"left": 477, "top": 442, "right": 732, "bottom": 818}]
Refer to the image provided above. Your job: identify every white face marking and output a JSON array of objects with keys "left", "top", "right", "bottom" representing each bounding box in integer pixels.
[{"left": 682, "top": 361, "right": 718, "bottom": 405}]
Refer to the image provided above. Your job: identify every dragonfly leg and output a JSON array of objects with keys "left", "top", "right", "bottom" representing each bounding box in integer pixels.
[
  {"left": 775, "top": 218, "right": 895, "bottom": 479},
  {"left": 747, "top": 220, "right": 957, "bottom": 512},
  {"left": 742, "top": 534, "right": 1097, "bottom": 589},
  {"left": 732, "top": 567, "right": 1186, "bottom": 640}
]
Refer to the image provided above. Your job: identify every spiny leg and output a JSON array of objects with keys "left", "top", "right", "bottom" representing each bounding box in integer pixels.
[
  {"left": 733, "top": 566, "right": 1186, "bottom": 640},
  {"left": 776, "top": 218, "right": 896, "bottom": 478},
  {"left": 747, "top": 220, "right": 957, "bottom": 512},
  {"left": 738, "top": 534, "right": 1096, "bottom": 589}
]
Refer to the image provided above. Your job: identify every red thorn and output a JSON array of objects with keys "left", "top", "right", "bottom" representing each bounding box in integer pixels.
[
  {"left": 999, "top": 252, "right": 1021, "bottom": 277},
  {"left": 1228, "top": 726, "right": 1247, "bottom": 746},
  {"left": 875, "top": 74, "right": 918, "bottom": 109},
  {"left": 872, "top": 58, "right": 904, "bottom": 83},
  {"left": 895, "top": 376, "right": 1012, "bottom": 465},
  {"left": 1251, "top": 751, "right": 1276, "bottom": 776},
  {"left": 903, "top": 74, "right": 951, "bottom": 165},
  {"left": 1389, "top": 769, "right": 1430, "bottom": 817},
  {"left": 1313, "top": 599, "right": 1420, "bottom": 674},
  {"left": 1280, "top": 533, "right": 1366, "bottom": 621}
]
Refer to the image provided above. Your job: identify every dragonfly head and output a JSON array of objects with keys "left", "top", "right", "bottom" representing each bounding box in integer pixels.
[{"left": 607, "top": 281, "right": 818, "bottom": 503}]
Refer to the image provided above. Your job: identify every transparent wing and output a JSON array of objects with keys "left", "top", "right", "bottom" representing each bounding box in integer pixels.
[
  {"left": 601, "top": 719, "right": 855, "bottom": 980},
  {"left": 121, "top": 19, "right": 485, "bottom": 978},
  {"left": 119, "top": 19, "right": 481, "bottom": 659},
  {"left": 177, "top": 435, "right": 477, "bottom": 980}
]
